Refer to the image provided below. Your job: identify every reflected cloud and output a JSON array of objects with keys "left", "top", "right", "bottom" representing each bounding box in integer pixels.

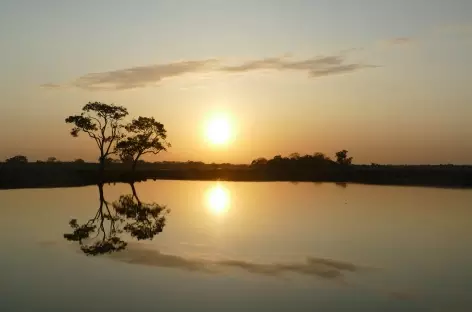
[
  {"left": 108, "top": 243, "right": 364, "bottom": 282},
  {"left": 63, "top": 183, "right": 169, "bottom": 256},
  {"left": 206, "top": 183, "right": 230, "bottom": 215}
]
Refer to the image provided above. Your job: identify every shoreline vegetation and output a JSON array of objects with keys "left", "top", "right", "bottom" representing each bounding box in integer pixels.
[
  {"left": 1, "top": 102, "right": 470, "bottom": 190},
  {"left": 1, "top": 161, "right": 471, "bottom": 190}
]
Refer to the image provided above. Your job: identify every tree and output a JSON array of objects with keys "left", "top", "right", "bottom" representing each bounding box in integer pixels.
[
  {"left": 335, "top": 150, "right": 353, "bottom": 165},
  {"left": 6, "top": 155, "right": 28, "bottom": 164},
  {"left": 289, "top": 152, "right": 301, "bottom": 160},
  {"left": 65, "top": 102, "right": 129, "bottom": 176},
  {"left": 47, "top": 157, "right": 58, "bottom": 163},
  {"left": 251, "top": 157, "right": 268, "bottom": 166},
  {"left": 120, "top": 154, "right": 134, "bottom": 166},
  {"left": 74, "top": 158, "right": 85, "bottom": 164},
  {"left": 313, "top": 152, "right": 329, "bottom": 160},
  {"left": 116, "top": 117, "right": 170, "bottom": 172}
]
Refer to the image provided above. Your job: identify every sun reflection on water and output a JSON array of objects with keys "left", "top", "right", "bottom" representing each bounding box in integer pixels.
[{"left": 206, "top": 183, "right": 230, "bottom": 215}]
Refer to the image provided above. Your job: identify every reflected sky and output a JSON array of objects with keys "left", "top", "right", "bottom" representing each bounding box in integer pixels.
[{"left": 1, "top": 181, "right": 472, "bottom": 311}]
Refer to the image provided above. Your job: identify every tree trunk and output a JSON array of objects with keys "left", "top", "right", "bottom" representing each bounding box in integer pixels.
[
  {"left": 98, "top": 156, "right": 106, "bottom": 182},
  {"left": 132, "top": 153, "right": 142, "bottom": 174}
]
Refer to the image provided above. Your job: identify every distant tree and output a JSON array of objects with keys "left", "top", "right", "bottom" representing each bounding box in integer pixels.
[
  {"left": 313, "top": 152, "right": 330, "bottom": 161},
  {"left": 74, "top": 158, "right": 85, "bottom": 164},
  {"left": 335, "top": 150, "right": 353, "bottom": 165},
  {"left": 289, "top": 153, "right": 301, "bottom": 160},
  {"left": 251, "top": 157, "right": 268, "bottom": 166},
  {"left": 65, "top": 102, "right": 129, "bottom": 175},
  {"left": 47, "top": 157, "right": 58, "bottom": 163},
  {"left": 6, "top": 155, "right": 28, "bottom": 164},
  {"left": 116, "top": 117, "right": 170, "bottom": 172}
]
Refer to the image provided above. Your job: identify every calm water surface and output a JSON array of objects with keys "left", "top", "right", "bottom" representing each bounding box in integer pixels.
[{"left": 1, "top": 181, "right": 471, "bottom": 312}]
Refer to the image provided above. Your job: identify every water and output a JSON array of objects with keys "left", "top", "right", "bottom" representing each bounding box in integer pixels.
[{"left": 1, "top": 181, "right": 471, "bottom": 312}]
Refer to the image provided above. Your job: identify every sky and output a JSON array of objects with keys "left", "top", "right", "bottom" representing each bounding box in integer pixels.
[{"left": 0, "top": 0, "right": 471, "bottom": 164}]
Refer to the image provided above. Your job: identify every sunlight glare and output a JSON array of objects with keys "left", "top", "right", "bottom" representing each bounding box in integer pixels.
[
  {"left": 206, "top": 116, "right": 231, "bottom": 145},
  {"left": 206, "top": 183, "right": 230, "bottom": 214}
]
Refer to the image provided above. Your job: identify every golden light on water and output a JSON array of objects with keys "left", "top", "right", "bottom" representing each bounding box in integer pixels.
[
  {"left": 206, "top": 183, "right": 230, "bottom": 214},
  {"left": 205, "top": 115, "right": 231, "bottom": 145}
]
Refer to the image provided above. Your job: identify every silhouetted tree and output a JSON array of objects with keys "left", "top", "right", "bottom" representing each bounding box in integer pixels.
[
  {"left": 313, "top": 152, "right": 330, "bottom": 161},
  {"left": 289, "top": 153, "right": 301, "bottom": 160},
  {"left": 335, "top": 150, "right": 353, "bottom": 165},
  {"left": 65, "top": 102, "right": 128, "bottom": 176},
  {"left": 6, "top": 155, "right": 28, "bottom": 164},
  {"left": 74, "top": 158, "right": 85, "bottom": 164},
  {"left": 251, "top": 157, "right": 268, "bottom": 166},
  {"left": 116, "top": 117, "right": 170, "bottom": 172},
  {"left": 120, "top": 153, "right": 134, "bottom": 166},
  {"left": 252, "top": 152, "right": 335, "bottom": 170},
  {"left": 47, "top": 157, "right": 58, "bottom": 163}
]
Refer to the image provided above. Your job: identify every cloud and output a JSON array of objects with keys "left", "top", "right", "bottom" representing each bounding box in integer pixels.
[
  {"left": 107, "top": 243, "right": 365, "bottom": 282},
  {"left": 437, "top": 23, "right": 472, "bottom": 36},
  {"left": 385, "top": 37, "right": 415, "bottom": 46},
  {"left": 219, "top": 55, "right": 375, "bottom": 78},
  {"left": 72, "top": 59, "right": 220, "bottom": 91},
  {"left": 43, "top": 54, "right": 376, "bottom": 91},
  {"left": 40, "top": 83, "right": 63, "bottom": 89}
]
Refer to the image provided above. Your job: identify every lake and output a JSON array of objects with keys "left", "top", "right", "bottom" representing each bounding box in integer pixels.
[{"left": 1, "top": 181, "right": 471, "bottom": 311}]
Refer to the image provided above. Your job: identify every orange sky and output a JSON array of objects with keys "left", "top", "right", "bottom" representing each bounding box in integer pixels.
[{"left": 1, "top": 1, "right": 471, "bottom": 164}]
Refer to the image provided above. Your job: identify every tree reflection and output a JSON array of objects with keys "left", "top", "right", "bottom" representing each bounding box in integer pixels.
[
  {"left": 335, "top": 182, "right": 348, "bottom": 188},
  {"left": 64, "top": 183, "right": 169, "bottom": 256},
  {"left": 114, "top": 183, "right": 168, "bottom": 240}
]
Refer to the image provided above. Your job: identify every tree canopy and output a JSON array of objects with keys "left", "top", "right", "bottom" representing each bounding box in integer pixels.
[
  {"left": 116, "top": 116, "right": 170, "bottom": 171},
  {"left": 5, "top": 155, "right": 28, "bottom": 164},
  {"left": 65, "top": 102, "right": 129, "bottom": 172},
  {"left": 335, "top": 150, "right": 353, "bottom": 165}
]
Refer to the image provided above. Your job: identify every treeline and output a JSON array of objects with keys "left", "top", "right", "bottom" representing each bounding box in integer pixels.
[
  {"left": 1, "top": 156, "right": 248, "bottom": 170},
  {"left": 250, "top": 150, "right": 352, "bottom": 169}
]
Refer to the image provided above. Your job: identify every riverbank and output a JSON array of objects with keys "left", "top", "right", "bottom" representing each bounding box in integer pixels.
[{"left": 1, "top": 162, "right": 471, "bottom": 189}]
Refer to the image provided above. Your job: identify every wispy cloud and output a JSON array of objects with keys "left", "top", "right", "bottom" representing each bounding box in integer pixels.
[
  {"left": 385, "top": 37, "right": 415, "bottom": 46},
  {"left": 43, "top": 54, "right": 376, "bottom": 91},
  {"left": 40, "top": 83, "right": 63, "bottom": 89},
  {"left": 219, "top": 55, "right": 375, "bottom": 78},
  {"left": 73, "top": 59, "right": 220, "bottom": 91},
  {"left": 437, "top": 23, "right": 472, "bottom": 36}
]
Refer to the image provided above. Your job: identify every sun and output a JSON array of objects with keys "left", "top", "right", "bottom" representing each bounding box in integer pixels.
[{"left": 206, "top": 116, "right": 231, "bottom": 145}]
